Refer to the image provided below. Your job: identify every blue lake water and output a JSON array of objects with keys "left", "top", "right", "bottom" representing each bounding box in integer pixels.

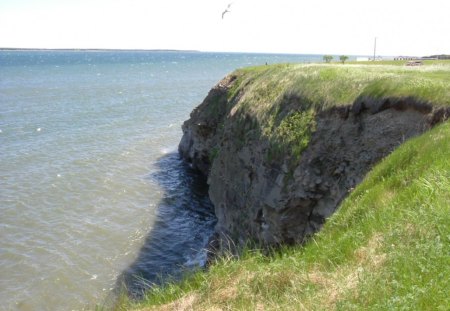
[{"left": 0, "top": 50, "right": 324, "bottom": 310}]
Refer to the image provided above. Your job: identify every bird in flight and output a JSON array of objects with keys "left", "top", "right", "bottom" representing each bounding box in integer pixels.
[{"left": 222, "top": 3, "right": 232, "bottom": 19}]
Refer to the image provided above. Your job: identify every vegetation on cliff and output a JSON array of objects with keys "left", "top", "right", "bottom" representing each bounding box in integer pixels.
[
  {"left": 212, "top": 63, "right": 449, "bottom": 166},
  {"left": 119, "top": 62, "right": 450, "bottom": 310}
]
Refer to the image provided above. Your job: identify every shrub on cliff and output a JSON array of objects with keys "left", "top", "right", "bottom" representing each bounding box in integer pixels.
[{"left": 269, "top": 109, "right": 316, "bottom": 162}]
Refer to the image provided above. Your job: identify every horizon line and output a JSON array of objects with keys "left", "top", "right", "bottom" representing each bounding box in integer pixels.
[
  {"left": 0, "top": 47, "right": 382, "bottom": 57},
  {"left": 1, "top": 47, "right": 447, "bottom": 58}
]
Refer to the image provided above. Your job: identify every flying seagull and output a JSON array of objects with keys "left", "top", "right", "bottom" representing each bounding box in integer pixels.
[{"left": 222, "top": 3, "right": 232, "bottom": 19}]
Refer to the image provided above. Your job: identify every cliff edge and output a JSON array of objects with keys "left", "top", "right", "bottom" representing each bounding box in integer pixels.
[{"left": 179, "top": 64, "right": 450, "bottom": 248}]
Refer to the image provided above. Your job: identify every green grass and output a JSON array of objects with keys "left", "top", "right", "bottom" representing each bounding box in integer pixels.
[
  {"left": 268, "top": 108, "right": 316, "bottom": 162},
  {"left": 120, "top": 120, "right": 450, "bottom": 311},
  {"left": 115, "top": 63, "right": 450, "bottom": 310},
  {"left": 218, "top": 62, "right": 450, "bottom": 166}
]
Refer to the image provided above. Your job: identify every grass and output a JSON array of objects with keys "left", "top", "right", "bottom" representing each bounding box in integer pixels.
[
  {"left": 268, "top": 109, "right": 316, "bottom": 162},
  {"left": 216, "top": 62, "right": 450, "bottom": 165},
  {"left": 232, "top": 63, "right": 450, "bottom": 115},
  {"left": 114, "top": 62, "right": 450, "bottom": 310},
  {"left": 119, "top": 120, "right": 450, "bottom": 311}
]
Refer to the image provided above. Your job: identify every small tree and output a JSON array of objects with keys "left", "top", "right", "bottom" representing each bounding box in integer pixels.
[
  {"left": 340, "top": 55, "right": 349, "bottom": 64},
  {"left": 323, "top": 55, "right": 333, "bottom": 63}
]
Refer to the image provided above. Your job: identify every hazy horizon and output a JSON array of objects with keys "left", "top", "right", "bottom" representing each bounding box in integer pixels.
[
  {"left": 1, "top": 48, "right": 447, "bottom": 58},
  {"left": 1, "top": 0, "right": 449, "bottom": 56}
]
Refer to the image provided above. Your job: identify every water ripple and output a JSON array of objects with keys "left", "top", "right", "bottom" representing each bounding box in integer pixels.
[{"left": 0, "top": 51, "right": 315, "bottom": 310}]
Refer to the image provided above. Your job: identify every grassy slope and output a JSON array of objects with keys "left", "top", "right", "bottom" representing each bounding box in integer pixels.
[
  {"left": 229, "top": 63, "right": 450, "bottom": 116},
  {"left": 121, "top": 63, "right": 450, "bottom": 310},
  {"left": 221, "top": 63, "right": 450, "bottom": 162}
]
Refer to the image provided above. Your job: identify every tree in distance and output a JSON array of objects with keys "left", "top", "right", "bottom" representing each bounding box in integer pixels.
[
  {"left": 323, "top": 55, "right": 333, "bottom": 63},
  {"left": 340, "top": 55, "right": 349, "bottom": 64}
]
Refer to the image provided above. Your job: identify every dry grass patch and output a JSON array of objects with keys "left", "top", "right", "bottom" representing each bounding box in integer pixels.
[
  {"left": 354, "top": 233, "right": 386, "bottom": 268},
  {"left": 206, "top": 269, "right": 256, "bottom": 304},
  {"left": 301, "top": 233, "right": 387, "bottom": 309},
  {"left": 380, "top": 190, "right": 396, "bottom": 205},
  {"left": 303, "top": 266, "right": 359, "bottom": 309},
  {"left": 140, "top": 294, "right": 197, "bottom": 311}
]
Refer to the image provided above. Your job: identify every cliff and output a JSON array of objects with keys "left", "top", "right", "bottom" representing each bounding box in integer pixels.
[{"left": 179, "top": 64, "right": 450, "bottom": 247}]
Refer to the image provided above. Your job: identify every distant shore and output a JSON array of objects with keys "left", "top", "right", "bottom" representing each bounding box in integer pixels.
[{"left": 0, "top": 48, "right": 201, "bottom": 53}]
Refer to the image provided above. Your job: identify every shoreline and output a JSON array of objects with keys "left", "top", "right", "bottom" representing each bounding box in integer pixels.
[{"left": 0, "top": 48, "right": 201, "bottom": 52}]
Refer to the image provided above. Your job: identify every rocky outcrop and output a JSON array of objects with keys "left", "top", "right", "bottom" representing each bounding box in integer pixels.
[
  {"left": 179, "top": 75, "right": 237, "bottom": 177},
  {"left": 179, "top": 72, "right": 449, "bottom": 248}
]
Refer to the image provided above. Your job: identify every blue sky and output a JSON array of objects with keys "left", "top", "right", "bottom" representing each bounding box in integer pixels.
[{"left": 1, "top": 0, "right": 449, "bottom": 56}]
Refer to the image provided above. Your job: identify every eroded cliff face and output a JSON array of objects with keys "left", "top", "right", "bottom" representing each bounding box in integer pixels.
[{"left": 179, "top": 72, "right": 449, "bottom": 248}]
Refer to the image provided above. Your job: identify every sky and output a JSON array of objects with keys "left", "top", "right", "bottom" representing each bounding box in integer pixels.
[{"left": 0, "top": 0, "right": 449, "bottom": 56}]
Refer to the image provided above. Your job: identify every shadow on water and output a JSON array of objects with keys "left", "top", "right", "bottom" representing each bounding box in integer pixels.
[{"left": 114, "top": 152, "right": 216, "bottom": 300}]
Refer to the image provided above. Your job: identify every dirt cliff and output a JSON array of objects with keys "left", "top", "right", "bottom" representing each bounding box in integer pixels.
[{"left": 179, "top": 65, "right": 449, "bottom": 248}]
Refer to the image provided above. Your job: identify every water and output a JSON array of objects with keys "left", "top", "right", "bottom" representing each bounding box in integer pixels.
[{"left": 0, "top": 50, "right": 324, "bottom": 310}]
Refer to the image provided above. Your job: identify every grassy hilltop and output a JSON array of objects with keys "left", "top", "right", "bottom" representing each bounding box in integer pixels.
[
  {"left": 119, "top": 62, "right": 450, "bottom": 310},
  {"left": 197, "top": 62, "right": 449, "bottom": 167}
]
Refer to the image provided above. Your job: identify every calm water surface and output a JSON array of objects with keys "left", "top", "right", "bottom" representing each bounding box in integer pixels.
[{"left": 0, "top": 51, "right": 323, "bottom": 310}]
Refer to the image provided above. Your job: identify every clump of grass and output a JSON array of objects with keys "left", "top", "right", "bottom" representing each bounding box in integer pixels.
[
  {"left": 208, "top": 146, "right": 220, "bottom": 163},
  {"left": 268, "top": 109, "right": 316, "bottom": 162}
]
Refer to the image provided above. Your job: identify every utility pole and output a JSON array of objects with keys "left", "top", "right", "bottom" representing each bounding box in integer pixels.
[{"left": 373, "top": 37, "right": 377, "bottom": 61}]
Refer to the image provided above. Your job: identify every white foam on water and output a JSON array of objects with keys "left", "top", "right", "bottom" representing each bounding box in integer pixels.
[
  {"left": 184, "top": 249, "right": 208, "bottom": 268},
  {"left": 160, "top": 146, "right": 177, "bottom": 155}
]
